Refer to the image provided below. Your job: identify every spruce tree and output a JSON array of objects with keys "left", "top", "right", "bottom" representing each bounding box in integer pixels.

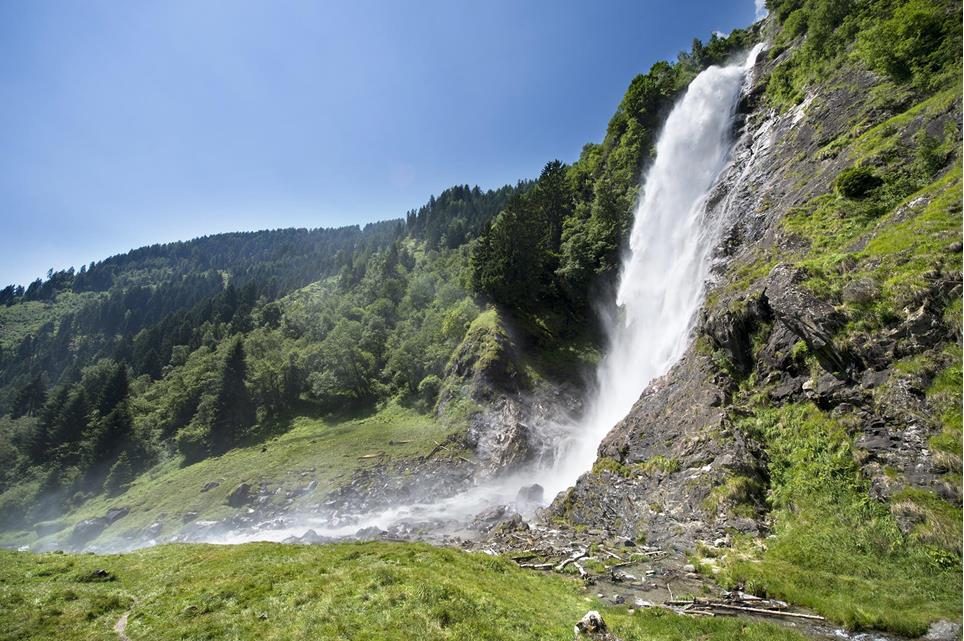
[
  {"left": 104, "top": 451, "right": 134, "bottom": 495},
  {"left": 11, "top": 375, "right": 46, "bottom": 418},
  {"left": 209, "top": 337, "right": 255, "bottom": 454}
]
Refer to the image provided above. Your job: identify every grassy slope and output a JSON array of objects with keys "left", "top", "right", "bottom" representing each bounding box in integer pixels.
[
  {"left": 6, "top": 403, "right": 461, "bottom": 549},
  {"left": 710, "top": 76, "right": 963, "bottom": 633},
  {"left": 0, "top": 542, "right": 807, "bottom": 641},
  {"left": 719, "top": 404, "right": 961, "bottom": 636}
]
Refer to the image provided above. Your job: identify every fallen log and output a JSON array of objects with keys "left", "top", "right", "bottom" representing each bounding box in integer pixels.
[
  {"left": 665, "top": 600, "right": 824, "bottom": 621},
  {"left": 555, "top": 550, "right": 588, "bottom": 572},
  {"left": 573, "top": 561, "right": 589, "bottom": 579},
  {"left": 709, "top": 604, "right": 825, "bottom": 621}
]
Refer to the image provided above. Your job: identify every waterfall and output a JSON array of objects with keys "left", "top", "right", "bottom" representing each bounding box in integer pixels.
[
  {"left": 535, "top": 44, "right": 765, "bottom": 499},
  {"left": 212, "top": 45, "right": 765, "bottom": 545}
]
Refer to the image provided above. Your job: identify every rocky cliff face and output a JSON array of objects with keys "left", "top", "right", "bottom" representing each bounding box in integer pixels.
[{"left": 545, "top": 32, "right": 963, "bottom": 562}]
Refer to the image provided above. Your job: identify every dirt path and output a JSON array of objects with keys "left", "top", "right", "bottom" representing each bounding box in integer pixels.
[{"left": 114, "top": 612, "right": 131, "bottom": 641}]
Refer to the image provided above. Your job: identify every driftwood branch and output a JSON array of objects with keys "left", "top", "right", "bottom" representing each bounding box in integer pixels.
[{"left": 554, "top": 549, "right": 587, "bottom": 572}]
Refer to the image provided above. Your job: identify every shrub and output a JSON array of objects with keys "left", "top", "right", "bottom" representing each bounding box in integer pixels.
[{"left": 835, "top": 166, "right": 883, "bottom": 199}]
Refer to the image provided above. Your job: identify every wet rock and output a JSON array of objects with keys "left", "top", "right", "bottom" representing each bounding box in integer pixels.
[
  {"left": 227, "top": 483, "right": 251, "bottom": 507},
  {"left": 201, "top": 481, "right": 220, "bottom": 493},
  {"left": 181, "top": 511, "right": 199, "bottom": 524},
  {"left": 769, "top": 375, "right": 804, "bottom": 402},
  {"left": 860, "top": 369, "right": 889, "bottom": 389},
  {"left": 144, "top": 522, "right": 163, "bottom": 538},
  {"left": 471, "top": 505, "right": 514, "bottom": 533},
  {"left": 841, "top": 278, "right": 879, "bottom": 305},
  {"left": 70, "top": 518, "right": 108, "bottom": 547},
  {"left": 552, "top": 350, "right": 766, "bottom": 553},
  {"left": 516, "top": 483, "right": 544, "bottom": 505},
  {"left": 764, "top": 264, "right": 855, "bottom": 378},
  {"left": 354, "top": 526, "right": 387, "bottom": 539},
  {"left": 702, "top": 294, "right": 770, "bottom": 376},
  {"left": 105, "top": 507, "right": 129, "bottom": 524},
  {"left": 898, "top": 303, "right": 945, "bottom": 351},
  {"left": 490, "top": 513, "right": 529, "bottom": 535}
]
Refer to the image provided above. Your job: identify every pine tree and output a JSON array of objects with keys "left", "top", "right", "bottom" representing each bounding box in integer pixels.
[
  {"left": 104, "top": 451, "right": 134, "bottom": 496},
  {"left": 11, "top": 374, "right": 46, "bottom": 418},
  {"left": 209, "top": 337, "right": 255, "bottom": 455}
]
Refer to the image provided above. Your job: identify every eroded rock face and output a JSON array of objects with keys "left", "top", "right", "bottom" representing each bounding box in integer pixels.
[{"left": 550, "top": 351, "right": 765, "bottom": 552}]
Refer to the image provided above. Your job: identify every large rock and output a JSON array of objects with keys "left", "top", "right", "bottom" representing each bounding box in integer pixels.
[
  {"left": 70, "top": 518, "right": 108, "bottom": 548},
  {"left": 763, "top": 264, "right": 855, "bottom": 378},
  {"left": 515, "top": 483, "right": 544, "bottom": 506},
  {"left": 105, "top": 507, "right": 129, "bottom": 524},
  {"left": 574, "top": 611, "right": 619, "bottom": 640},
  {"left": 922, "top": 620, "right": 963, "bottom": 641},
  {"left": 227, "top": 483, "right": 251, "bottom": 507}
]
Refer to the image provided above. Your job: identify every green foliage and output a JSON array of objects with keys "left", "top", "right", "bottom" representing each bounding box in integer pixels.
[
  {"left": 471, "top": 193, "right": 552, "bottom": 311},
  {"left": 766, "top": 0, "right": 962, "bottom": 109},
  {"left": 857, "top": 0, "right": 963, "bottom": 90},
  {"left": 103, "top": 452, "right": 134, "bottom": 496},
  {"left": 834, "top": 165, "right": 883, "bottom": 199},
  {"left": 636, "top": 455, "right": 680, "bottom": 475},
  {"left": 0, "top": 542, "right": 806, "bottom": 641},
  {"left": 591, "top": 456, "right": 632, "bottom": 477},
  {"left": 29, "top": 403, "right": 464, "bottom": 550}
]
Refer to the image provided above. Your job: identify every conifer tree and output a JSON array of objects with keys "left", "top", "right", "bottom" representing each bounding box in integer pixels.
[{"left": 209, "top": 337, "right": 255, "bottom": 454}]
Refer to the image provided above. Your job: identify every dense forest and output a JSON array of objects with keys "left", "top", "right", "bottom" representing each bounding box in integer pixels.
[{"left": 0, "top": 0, "right": 959, "bottom": 540}]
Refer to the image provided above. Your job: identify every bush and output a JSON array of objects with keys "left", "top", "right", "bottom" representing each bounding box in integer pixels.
[
  {"left": 175, "top": 423, "right": 210, "bottom": 465},
  {"left": 416, "top": 375, "right": 442, "bottom": 407},
  {"left": 835, "top": 166, "right": 883, "bottom": 199}
]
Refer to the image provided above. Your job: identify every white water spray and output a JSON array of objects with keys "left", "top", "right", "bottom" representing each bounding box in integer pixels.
[
  {"left": 209, "top": 46, "right": 764, "bottom": 545},
  {"left": 535, "top": 44, "right": 765, "bottom": 499}
]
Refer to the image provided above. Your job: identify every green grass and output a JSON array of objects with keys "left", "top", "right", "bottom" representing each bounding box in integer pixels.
[
  {"left": 926, "top": 344, "right": 964, "bottom": 481},
  {"left": 14, "top": 403, "right": 461, "bottom": 550},
  {"left": 0, "top": 542, "right": 807, "bottom": 641},
  {"left": 720, "top": 404, "right": 962, "bottom": 636}
]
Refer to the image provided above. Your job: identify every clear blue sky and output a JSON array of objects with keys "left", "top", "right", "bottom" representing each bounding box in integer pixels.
[{"left": 1, "top": 0, "right": 760, "bottom": 286}]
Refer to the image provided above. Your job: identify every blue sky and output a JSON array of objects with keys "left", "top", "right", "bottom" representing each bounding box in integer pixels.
[{"left": 1, "top": 0, "right": 759, "bottom": 286}]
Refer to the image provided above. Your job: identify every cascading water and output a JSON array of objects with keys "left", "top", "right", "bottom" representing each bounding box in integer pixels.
[
  {"left": 212, "top": 45, "right": 764, "bottom": 544},
  {"left": 535, "top": 44, "right": 765, "bottom": 499}
]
